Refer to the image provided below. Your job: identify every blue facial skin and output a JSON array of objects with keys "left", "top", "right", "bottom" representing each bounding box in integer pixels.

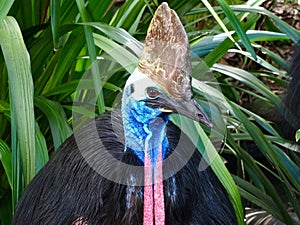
[{"left": 122, "top": 94, "right": 170, "bottom": 164}]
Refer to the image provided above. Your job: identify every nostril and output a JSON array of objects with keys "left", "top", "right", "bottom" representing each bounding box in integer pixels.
[{"left": 197, "top": 113, "right": 204, "bottom": 118}]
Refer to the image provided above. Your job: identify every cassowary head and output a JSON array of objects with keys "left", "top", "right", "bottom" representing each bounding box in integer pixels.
[{"left": 122, "top": 3, "right": 212, "bottom": 129}]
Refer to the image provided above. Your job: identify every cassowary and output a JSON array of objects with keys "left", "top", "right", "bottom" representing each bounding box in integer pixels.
[
  {"left": 283, "top": 45, "right": 300, "bottom": 141},
  {"left": 12, "top": 3, "right": 237, "bottom": 225}
]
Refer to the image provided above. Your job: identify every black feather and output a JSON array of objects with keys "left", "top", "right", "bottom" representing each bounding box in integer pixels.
[
  {"left": 12, "top": 112, "right": 237, "bottom": 225},
  {"left": 283, "top": 46, "right": 300, "bottom": 140}
]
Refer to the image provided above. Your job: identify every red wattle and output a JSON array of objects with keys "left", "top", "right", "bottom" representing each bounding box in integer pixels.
[
  {"left": 154, "top": 146, "right": 165, "bottom": 225},
  {"left": 143, "top": 148, "right": 154, "bottom": 225},
  {"left": 143, "top": 146, "right": 165, "bottom": 225}
]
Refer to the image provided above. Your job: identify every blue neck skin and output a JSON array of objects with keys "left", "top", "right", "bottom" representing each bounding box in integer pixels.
[{"left": 122, "top": 95, "right": 169, "bottom": 164}]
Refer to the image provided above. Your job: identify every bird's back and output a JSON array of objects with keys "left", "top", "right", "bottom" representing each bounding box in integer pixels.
[
  {"left": 283, "top": 46, "right": 300, "bottom": 140},
  {"left": 12, "top": 112, "right": 236, "bottom": 225}
]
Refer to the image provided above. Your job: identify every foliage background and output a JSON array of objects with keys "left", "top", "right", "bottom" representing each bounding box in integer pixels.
[{"left": 0, "top": 0, "right": 299, "bottom": 224}]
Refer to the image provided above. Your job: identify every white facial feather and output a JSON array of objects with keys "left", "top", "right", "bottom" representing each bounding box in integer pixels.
[{"left": 125, "top": 68, "right": 158, "bottom": 100}]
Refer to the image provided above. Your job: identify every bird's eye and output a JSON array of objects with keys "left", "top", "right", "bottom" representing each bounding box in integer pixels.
[{"left": 146, "top": 88, "right": 159, "bottom": 99}]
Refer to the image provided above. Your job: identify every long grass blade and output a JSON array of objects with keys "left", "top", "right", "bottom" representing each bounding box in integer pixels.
[
  {"left": 41, "top": 29, "right": 84, "bottom": 94},
  {"left": 109, "top": 0, "right": 146, "bottom": 31},
  {"left": 230, "top": 5, "right": 300, "bottom": 43},
  {"left": 93, "top": 33, "right": 138, "bottom": 73},
  {"left": 234, "top": 176, "right": 283, "bottom": 219},
  {"left": 171, "top": 115, "right": 244, "bottom": 225},
  {"left": 88, "top": 22, "right": 143, "bottom": 55},
  {"left": 51, "top": 0, "right": 61, "bottom": 49},
  {"left": 212, "top": 63, "right": 283, "bottom": 109},
  {"left": 191, "top": 31, "right": 289, "bottom": 57},
  {"left": 227, "top": 101, "right": 297, "bottom": 224},
  {"left": 76, "top": 0, "right": 106, "bottom": 114},
  {"left": 201, "top": 0, "right": 240, "bottom": 50},
  {"left": 216, "top": 0, "right": 256, "bottom": 59},
  {"left": 228, "top": 49, "right": 284, "bottom": 75}
]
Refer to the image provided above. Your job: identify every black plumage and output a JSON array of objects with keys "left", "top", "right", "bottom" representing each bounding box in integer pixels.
[
  {"left": 12, "top": 112, "right": 237, "bottom": 225},
  {"left": 283, "top": 45, "right": 300, "bottom": 140}
]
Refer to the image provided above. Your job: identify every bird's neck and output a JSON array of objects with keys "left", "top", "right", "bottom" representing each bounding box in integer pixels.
[
  {"left": 122, "top": 97, "right": 168, "bottom": 224},
  {"left": 122, "top": 99, "right": 169, "bottom": 164}
]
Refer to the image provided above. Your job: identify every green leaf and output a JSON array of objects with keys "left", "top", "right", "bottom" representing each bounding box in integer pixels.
[
  {"left": 0, "top": 17, "right": 36, "bottom": 186},
  {"left": 93, "top": 33, "right": 138, "bottom": 73},
  {"left": 226, "top": 134, "right": 293, "bottom": 223},
  {"left": 296, "top": 129, "right": 300, "bottom": 142},
  {"left": 44, "top": 79, "right": 121, "bottom": 97},
  {"left": 169, "top": 0, "right": 200, "bottom": 16},
  {"left": 230, "top": 5, "right": 300, "bottom": 43},
  {"left": 110, "top": 0, "right": 146, "bottom": 32},
  {"left": 35, "top": 123, "right": 49, "bottom": 173},
  {"left": 35, "top": 97, "right": 72, "bottom": 150},
  {"left": 227, "top": 101, "right": 298, "bottom": 224},
  {"left": 0, "top": 100, "right": 10, "bottom": 117},
  {"left": 86, "top": 0, "right": 113, "bottom": 22},
  {"left": 0, "top": 0, "right": 14, "bottom": 22},
  {"left": 10, "top": 108, "right": 22, "bottom": 211},
  {"left": 272, "top": 145, "right": 300, "bottom": 187},
  {"left": 211, "top": 63, "right": 283, "bottom": 110},
  {"left": 171, "top": 115, "right": 244, "bottom": 225},
  {"left": 216, "top": 0, "right": 256, "bottom": 59},
  {"left": 228, "top": 49, "right": 284, "bottom": 76},
  {"left": 40, "top": 28, "right": 84, "bottom": 95},
  {"left": 0, "top": 139, "right": 12, "bottom": 189},
  {"left": 202, "top": 35, "right": 236, "bottom": 68},
  {"left": 256, "top": 45, "right": 290, "bottom": 71},
  {"left": 201, "top": 0, "right": 237, "bottom": 46},
  {"left": 87, "top": 22, "right": 143, "bottom": 55},
  {"left": 64, "top": 105, "right": 97, "bottom": 118},
  {"left": 51, "top": 0, "right": 61, "bottom": 49},
  {"left": 191, "top": 30, "right": 289, "bottom": 57},
  {"left": 76, "top": 0, "right": 106, "bottom": 114},
  {"left": 234, "top": 176, "right": 282, "bottom": 220}
]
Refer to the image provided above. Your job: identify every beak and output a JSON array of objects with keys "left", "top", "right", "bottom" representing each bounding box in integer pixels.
[{"left": 146, "top": 94, "right": 213, "bottom": 128}]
